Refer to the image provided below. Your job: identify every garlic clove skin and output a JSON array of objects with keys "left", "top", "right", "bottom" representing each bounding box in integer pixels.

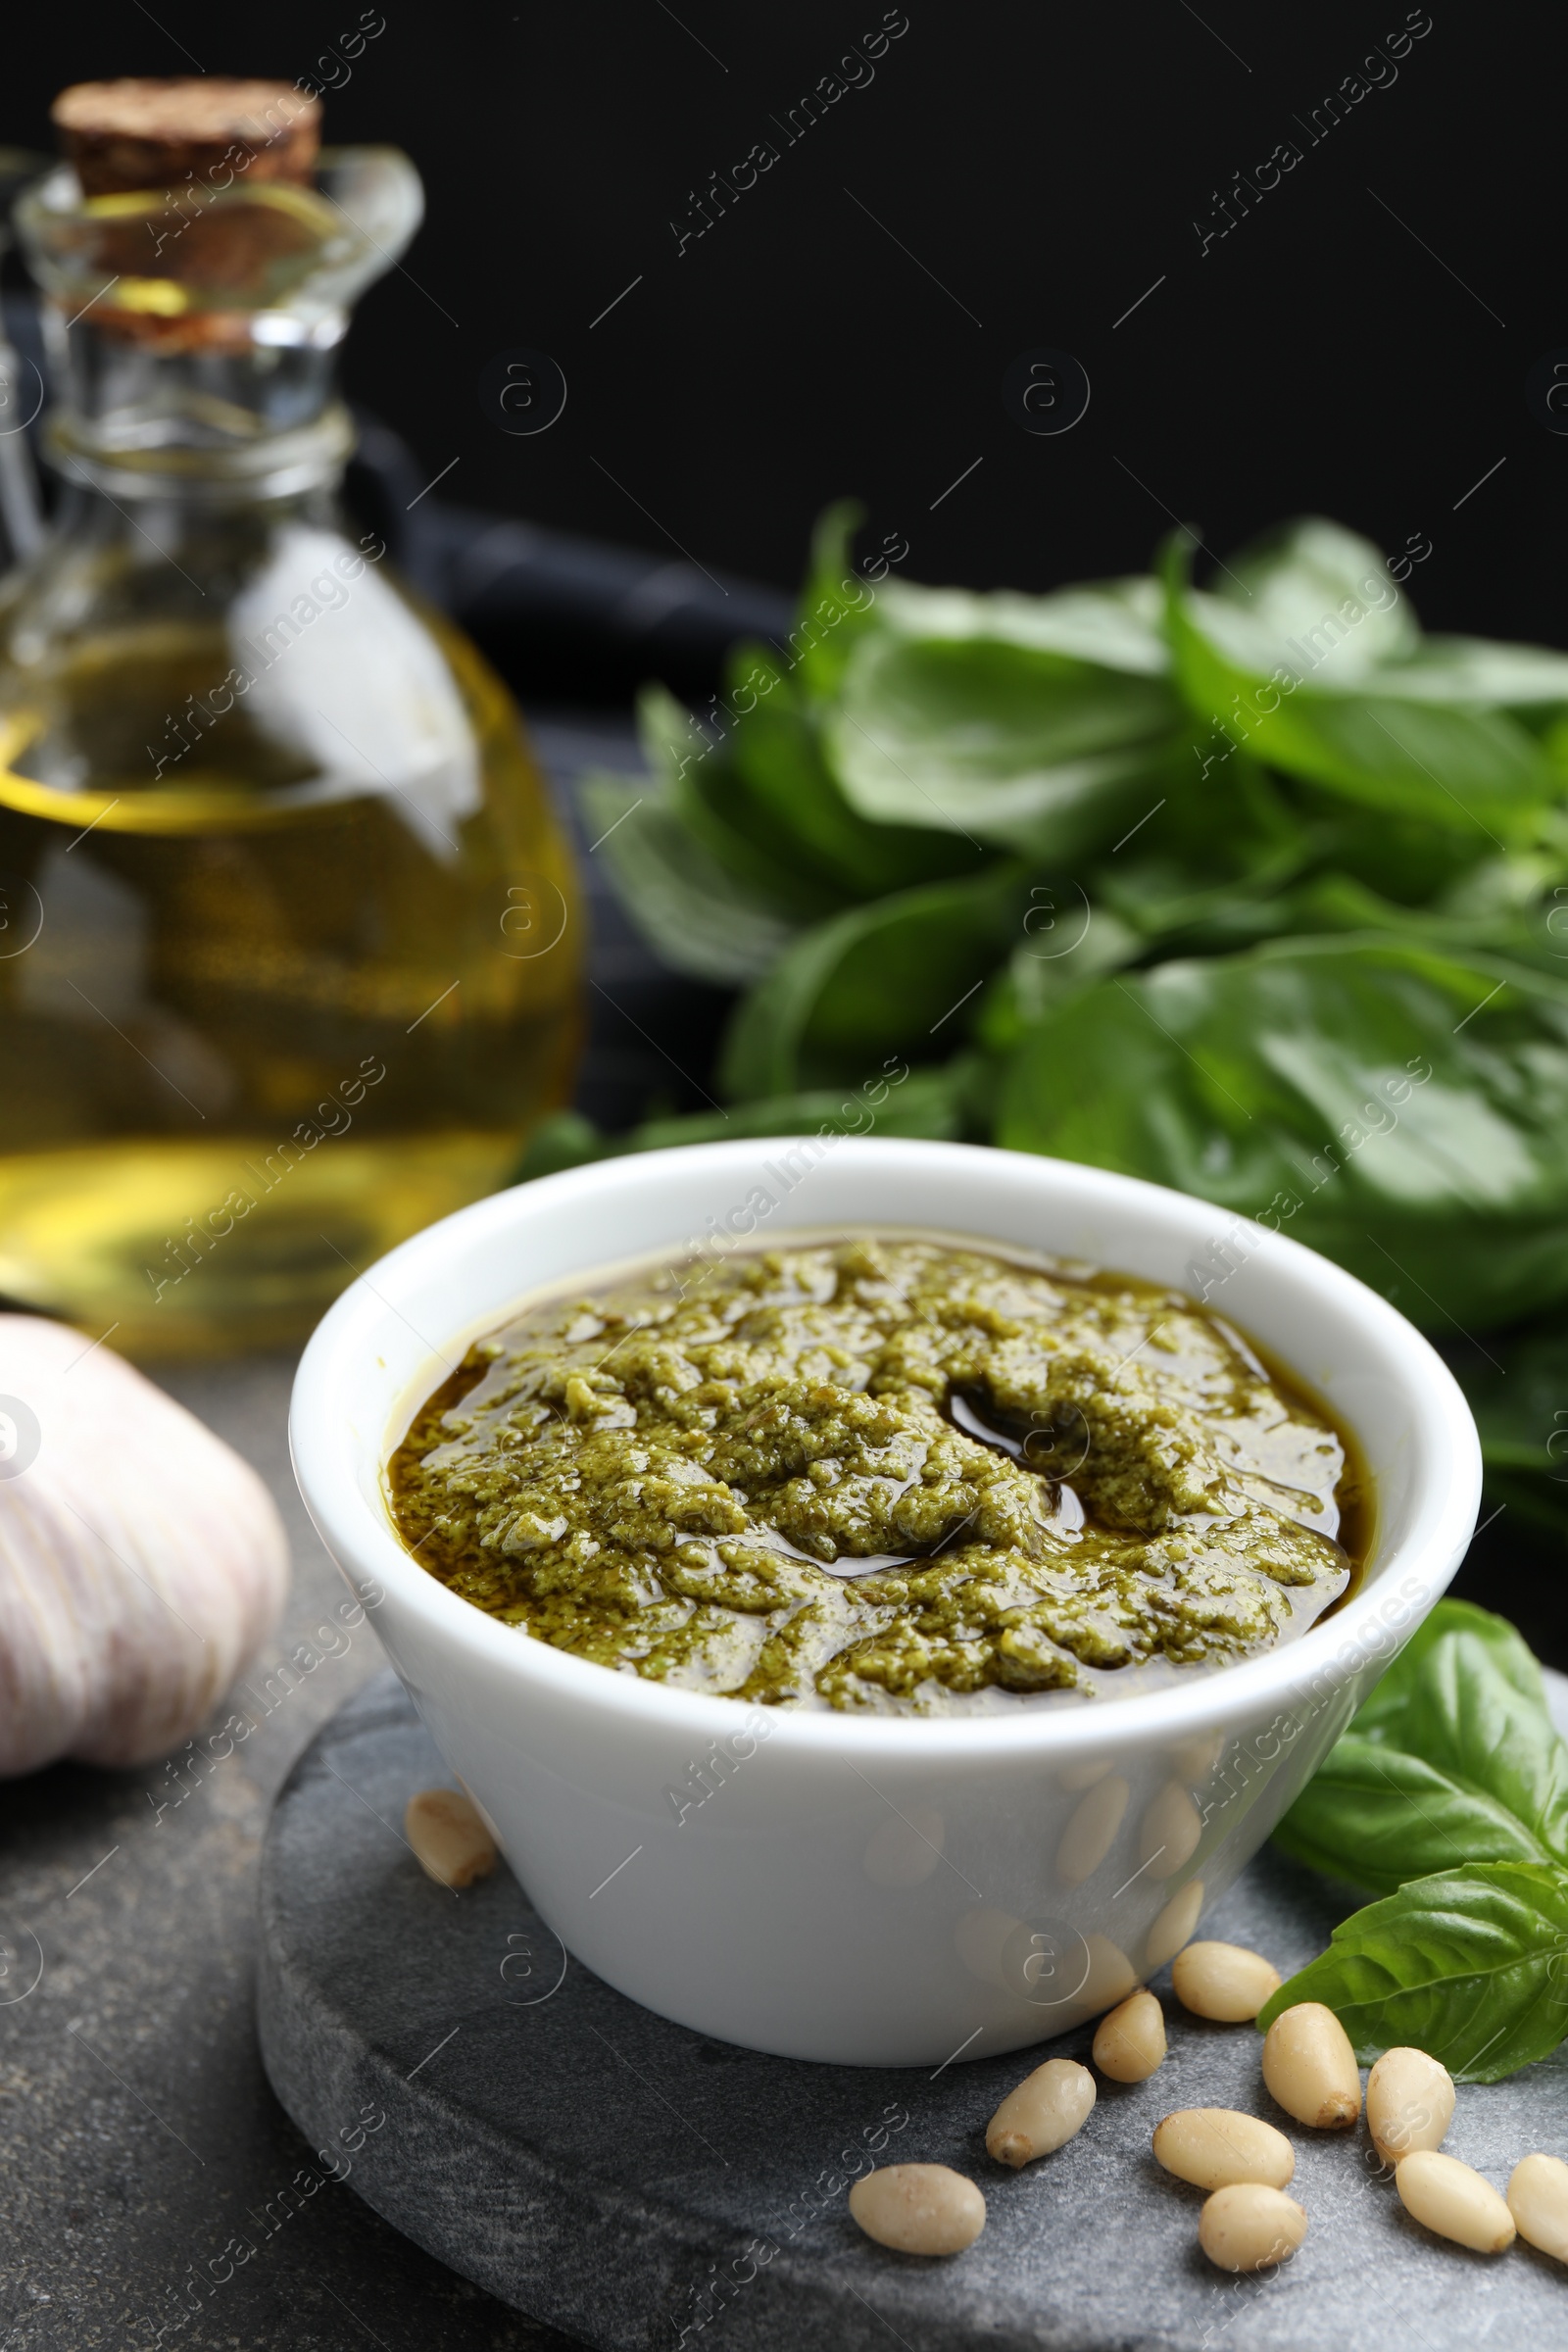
[{"left": 0, "top": 1315, "right": 290, "bottom": 1774}]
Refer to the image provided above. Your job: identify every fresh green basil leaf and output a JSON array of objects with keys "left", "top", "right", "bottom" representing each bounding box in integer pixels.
[
  {"left": 1209, "top": 516, "right": 1419, "bottom": 683},
  {"left": 719, "top": 866, "right": 1030, "bottom": 1100},
  {"left": 1401, "top": 1624, "right": 1568, "bottom": 1861},
  {"left": 974, "top": 909, "right": 1145, "bottom": 1054},
  {"left": 1066, "top": 747, "right": 1322, "bottom": 963},
  {"left": 1172, "top": 590, "right": 1552, "bottom": 828},
  {"left": 1095, "top": 832, "right": 1321, "bottom": 959},
  {"left": 513, "top": 1110, "right": 614, "bottom": 1181},
  {"left": 513, "top": 1064, "right": 976, "bottom": 1182},
  {"left": 1327, "top": 636, "right": 1568, "bottom": 707},
  {"left": 996, "top": 935, "right": 1568, "bottom": 1330},
  {"left": 628, "top": 682, "right": 840, "bottom": 922},
  {"left": 1350, "top": 1597, "right": 1539, "bottom": 1745},
  {"left": 1272, "top": 1736, "right": 1553, "bottom": 1894},
  {"left": 1249, "top": 855, "right": 1568, "bottom": 982},
  {"left": 827, "top": 627, "right": 1180, "bottom": 858},
  {"left": 1293, "top": 801, "right": 1502, "bottom": 907},
  {"left": 720, "top": 654, "right": 976, "bottom": 899},
  {"left": 673, "top": 752, "right": 851, "bottom": 924},
  {"left": 1166, "top": 536, "right": 1553, "bottom": 830},
  {"left": 1274, "top": 1596, "right": 1568, "bottom": 1891},
  {"left": 577, "top": 763, "right": 800, "bottom": 988},
  {"left": 1260, "top": 695, "right": 1551, "bottom": 826},
  {"left": 877, "top": 572, "right": 1171, "bottom": 674},
  {"left": 1175, "top": 519, "right": 1568, "bottom": 709},
  {"left": 1278, "top": 872, "right": 1501, "bottom": 953},
  {"left": 638, "top": 1062, "right": 977, "bottom": 1148},
  {"left": 1256, "top": 1863, "right": 1568, "bottom": 2081},
  {"left": 790, "top": 499, "right": 885, "bottom": 702}
]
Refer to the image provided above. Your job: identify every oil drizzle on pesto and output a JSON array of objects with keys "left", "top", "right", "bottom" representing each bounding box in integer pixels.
[{"left": 387, "top": 1237, "right": 1363, "bottom": 1715}]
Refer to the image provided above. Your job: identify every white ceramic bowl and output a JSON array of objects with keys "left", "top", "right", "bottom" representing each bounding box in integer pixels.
[{"left": 290, "top": 1138, "right": 1480, "bottom": 2067}]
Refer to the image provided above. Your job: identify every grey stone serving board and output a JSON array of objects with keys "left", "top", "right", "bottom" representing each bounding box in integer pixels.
[{"left": 258, "top": 1670, "right": 1568, "bottom": 2352}]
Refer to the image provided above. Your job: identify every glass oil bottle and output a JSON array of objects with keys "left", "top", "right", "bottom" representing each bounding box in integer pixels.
[{"left": 0, "top": 86, "right": 581, "bottom": 1352}]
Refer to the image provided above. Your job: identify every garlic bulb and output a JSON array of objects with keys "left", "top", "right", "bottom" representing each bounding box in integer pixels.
[{"left": 0, "top": 1314, "right": 289, "bottom": 1775}]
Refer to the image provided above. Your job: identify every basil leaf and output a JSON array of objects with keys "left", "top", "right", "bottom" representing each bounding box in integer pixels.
[
  {"left": 719, "top": 657, "right": 972, "bottom": 900},
  {"left": 1350, "top": 1597, "right": 1537, "bottom": 1745},
  {"left": 1166, "top": 537, "right": 1554, "bottom": 828},
  {"left": 827, "top": 627, "right": 1180, "bottom": 858},
  {"left": 1274, "top": 1598, "right": 1568, "bottom": 1893},
  {"left": 637, "top": 682, "right": 844, "bottom": 922},
  {"left": 578, "top": 767, "right": 800, "bottom": 986},
  {"left": 790, "top": 499, "right": 884, "bottom": 703},
  {"left": 1209, "top": 516, "right": 1419, "bottom": 683},
  {"left": 1294, "top": 805, "right": 1504, "bottom": 908},
  {"left": 1171, "top": 585, "right": 1553, "bottom": 829},
  {"left": 1398, "top": 1621, "right": 1568, "bottom": 1863},
  {"left": 1094, "top": 831, "right": 1320, "bottom": 959},
  {"left": 1176, "top": 515, "right": 1568, "bottom": 706},
  {"left": 996, "top": 935, "right": 1568, "bottom": 1330},
  {"left": 1262, "top": 697, "right": 1551, "bottom": 825},
  {"left": 1274, "top": 1738, "right": 1555, "bottom": 1896},
  {"left": 974, "top": 911, "right": 1145, "bottom": 1055},
  {"left": 1256, "top": 1863, "right": 1568, "bottom": 2082},
  {"left": 674, "top": 753, "right": 851, "bottom": 924},
  {"left": 1271, "top": 870, "right": 1568, "bottom": 974},
  {"left": 877, "top": 571, "right": 1172, "bottom": 674},
  {"left": 513, "top": 1110, "right": 620, "bottom": 1181},
  {"left": 719, "top": 867, "right": 1030, "bottom": 1100},
  {"left": 514, "top": 1065, "right": 974, "bottom": 1181},
  {"left": 1329, "top": 636, "right": 1568, "bottom": 707},
  {"left": 578, "top": 670, "right": 932, "bottom": 988}
]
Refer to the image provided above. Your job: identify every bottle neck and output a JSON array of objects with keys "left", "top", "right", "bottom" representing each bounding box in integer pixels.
[
  {"left": 47, "top": 397, "right": 356, "bottom": 508},
  {"left": 41, "top": 307, "right": 353, "bottom": 505}
]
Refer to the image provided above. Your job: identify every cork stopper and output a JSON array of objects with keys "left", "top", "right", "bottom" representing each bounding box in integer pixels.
[
  {"left": 45, "top": 77, "right": 326, "bottom": 350},
  {"left": 53, "top": 77, "right": 320, "bottom": 198}
]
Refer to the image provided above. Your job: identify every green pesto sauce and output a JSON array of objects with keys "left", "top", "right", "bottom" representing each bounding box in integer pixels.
[{"left": 387, "top": 1237, "right": 1360, "bottom": 1716}]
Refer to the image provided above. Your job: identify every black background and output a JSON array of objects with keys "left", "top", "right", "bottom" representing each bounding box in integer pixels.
[{"left": 6, "top": 0, "right": 1566, "bottom": 642}]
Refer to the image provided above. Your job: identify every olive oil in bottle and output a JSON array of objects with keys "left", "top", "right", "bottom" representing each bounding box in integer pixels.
[{"left": 0, "top": 82, "right": 581, "bottom": 1353}]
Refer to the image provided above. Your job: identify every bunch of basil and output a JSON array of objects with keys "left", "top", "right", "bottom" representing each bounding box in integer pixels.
[
  {"left": 1266, "top": 1598, "right": 1568, "bottom": 2082},
  {"left": 541, "top": 505, "right": 1568, "bottom": 1526}
]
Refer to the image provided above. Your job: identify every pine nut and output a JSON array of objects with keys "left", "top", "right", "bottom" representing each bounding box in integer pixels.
[
  {"left": 1169, "top": 1730, "right": 1224, "bottom": 1782},
  {"left": 1081, "top": 1932, "right": 1139, "bottom": 2016},
  {"left": 1056, "top": 1774, "right": 1130, "bottom": 1885},
  {"left": 849, "top": 2164, "right": 986, "bottom": 2255},
  {"left": 986, "top": 2057, "right": 1096, "bottom": 2168},
  {"left": 1093, "top": 1989, "right": 1166, "bottom": 2082},
  {"left": 1508, "top": 2153, "right": 1568, "bottom": 2261},
  {"left": 1396, "top": 2151, "right": 1515, "bottom": 2253},
  {"left": 955, "top": 1905, "right": 1020, "bottom": 1989},
  {"left": 1140, "top": 1780, "right": 1202, "bottom": 1876},
  {"left": 1261, "top": 2001, "right": 1361, "bottom": 2129},
  {"left": 1365, "top": 2047, "right": 1454, "bottom": 2165},
  {"left": 1199, "top": 2182, "right": 1308, "bottom": 2273},
  {"left": 1152, "top": 2108, "right": 1295, "bottom": 2191},
  {"left": 1145, "top": 1878, "right": 1204, "bottom": 1970},
  {"left": 1172, "top": 1940, "right": 1282, "bottom": 2023},
  {"left": 405, "top": 1787, "right": 497, "bottom": 1887}
]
